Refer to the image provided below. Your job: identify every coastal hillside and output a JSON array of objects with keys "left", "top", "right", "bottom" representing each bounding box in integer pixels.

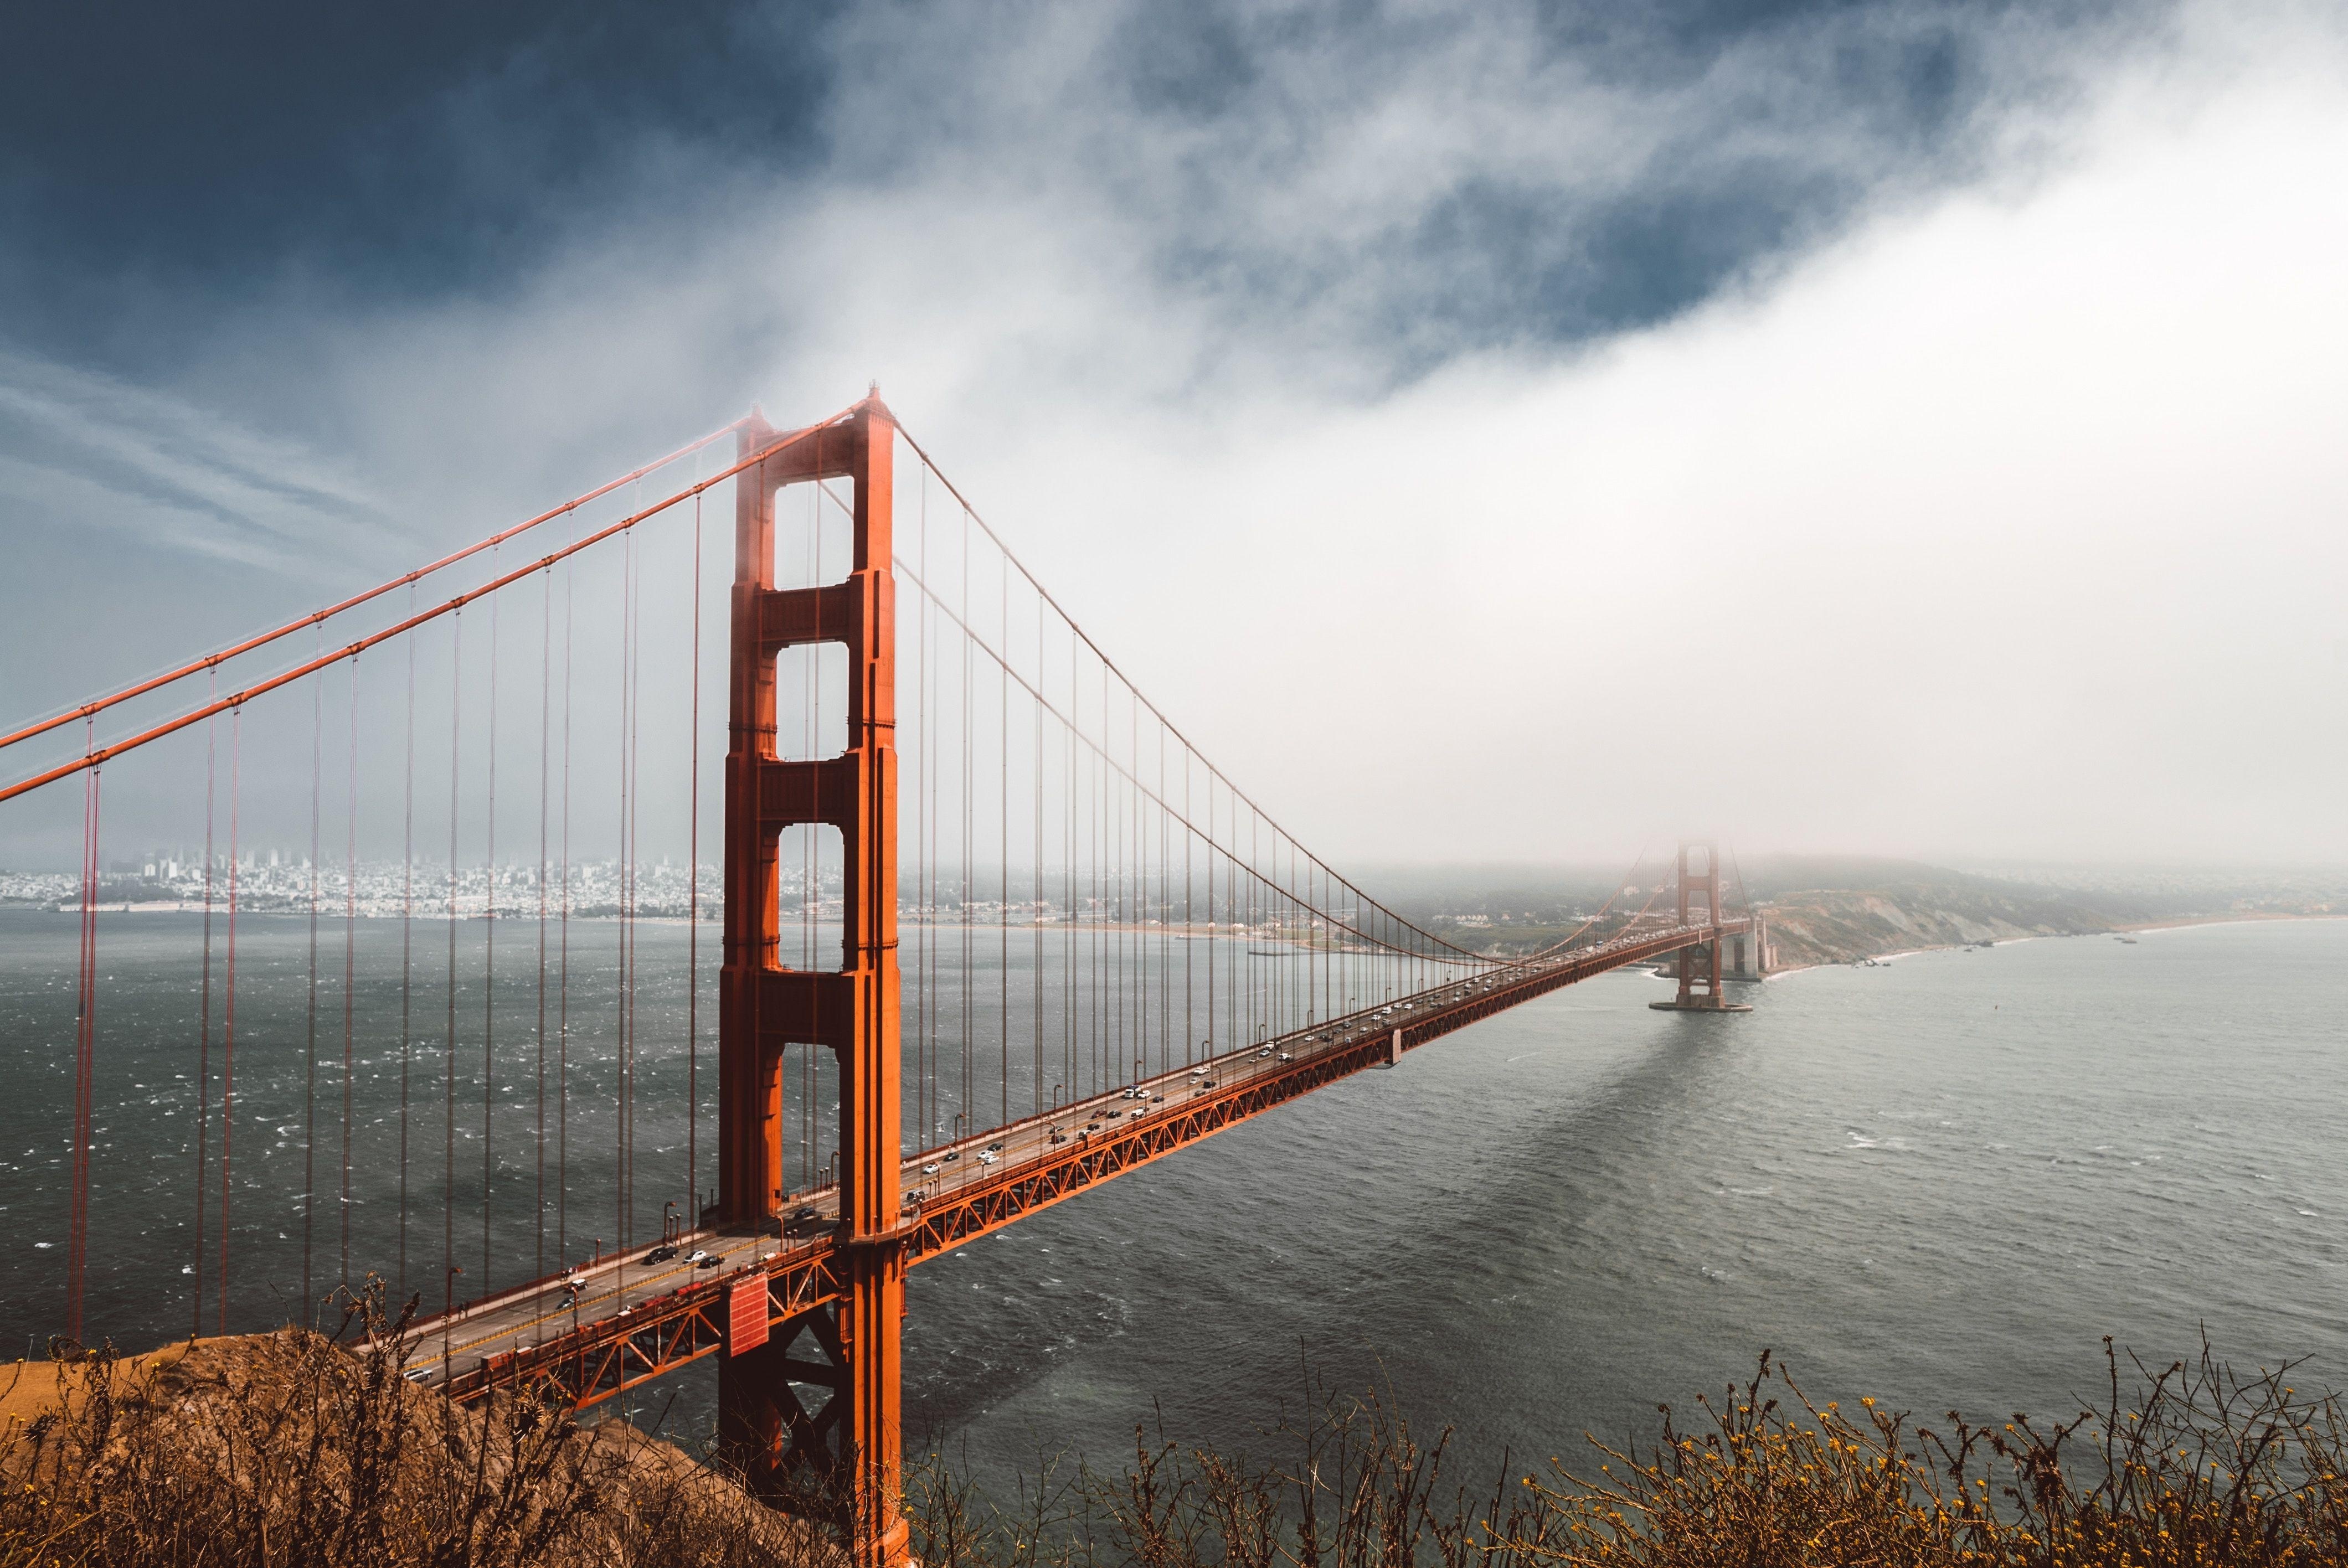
[
  {"left": 1, "top": 1309, "right": 822, "bottom": 1567},
  {"left": 1743, "top": 858, "right": 2143, "bottom": 968},
  {"left": 1407, "top": 855, "right": 2341, "bottom": 968}
]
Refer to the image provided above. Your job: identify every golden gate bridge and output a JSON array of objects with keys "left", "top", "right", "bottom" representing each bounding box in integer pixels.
[{"left": 0, "top": 393, "right": 1764, "bottom": 1565}]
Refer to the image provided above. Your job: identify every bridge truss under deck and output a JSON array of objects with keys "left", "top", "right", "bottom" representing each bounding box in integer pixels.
[{"left": 415, "top": 914, "right": 1749, "bottom": 1411}]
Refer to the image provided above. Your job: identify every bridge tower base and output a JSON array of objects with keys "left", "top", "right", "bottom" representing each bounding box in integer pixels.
[
  {"left": 718, "top": 399, "right": 911, "bottom": 1566},
  {"left": 1649, "top": 841, "right": 1752, "bottom": 1013}
]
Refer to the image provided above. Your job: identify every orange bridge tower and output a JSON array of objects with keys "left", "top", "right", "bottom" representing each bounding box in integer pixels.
[
  {"left": 1649, "top": 840, "right": 1753, "bottom": 1013},
  {"left": 719, "top": 396, "right": 909, "bottom": 1565}
]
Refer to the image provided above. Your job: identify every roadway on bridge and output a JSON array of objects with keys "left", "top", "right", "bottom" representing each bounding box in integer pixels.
[{"left": 405, "top": 930, "right": 1723, "bottom": 1386}]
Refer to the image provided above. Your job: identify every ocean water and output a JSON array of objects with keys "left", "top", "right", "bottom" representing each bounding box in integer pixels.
[
  {"left": 4, "top": 914, "right": 2344, "bottom": 1496},
  {"left": 893, "top": 918, "right": 2348, "bottom": 1491}
]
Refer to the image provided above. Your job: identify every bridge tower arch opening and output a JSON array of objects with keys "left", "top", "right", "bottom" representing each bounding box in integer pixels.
[{"left": 719, "top": 396, "right": 910, "bottom": 1564}]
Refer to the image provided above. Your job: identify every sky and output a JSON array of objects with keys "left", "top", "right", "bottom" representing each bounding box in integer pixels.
[{"left": 2, "top": 0, "right": 2344, "bottom": 870}]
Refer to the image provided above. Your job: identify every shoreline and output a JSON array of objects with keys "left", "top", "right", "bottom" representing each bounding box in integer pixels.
[
  {"left": 1760, "top": 911, "right": 2345, "bottom": 977},
  {"left": 2118, "top": 911, "right": 2345, "bottom": 934}
]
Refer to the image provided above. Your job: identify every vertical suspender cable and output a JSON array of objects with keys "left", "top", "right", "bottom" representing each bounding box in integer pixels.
[
  {"left": 626, "top": 526, "right": 643, "bottom": 1245},
  {"left": 1115, "top": 677, "right": 1124, "bottom": 1084},
  {"left": 1033, "top": 584, "right": 1044, "bottom": 1119},
  {"left": 1159, "top": 720, "right": 1168, "bottom": 1079},
  {"left": 1093, "top": 662, "right": 1103, "bottom": 1096},
  {"left": 919, "top": 471, "right": 931, "bottom": 1146},
  {"left": 446, "top": 610, "right": 462, "bottom": 1315},
  {"left": 192, "top": 677, "right": 218, "bottom": 1337},
  {"left": 535, "top": 566, "right": 550, "bottom": 1279},
  {"left": 1064, "top": 624, "right": 1074, "bottom": 1106},
  {"left": 342, "top": 656, "right": 359, "bottom": 1298},
  {"left": 960, "top": 505, "right": 971, "bottom": 1130},
  {"left": 399, "top": 587, "right": 416, "bottom": 1297},
  {"left": 302, "top": 651, "right": 322, "bottom": 1325},
  {"left": 220, "top": 708, "right": 240, "bottom": 1334},
  {"left": 558, "top": 518, "right": 574, "bottom": 1263},
  {"left": 1250, "top": 807, "right": 1259, "bottom": 1047},
  {"left": 1000, "top": 547, "right": 1009, "bottom": 1129},
  {"left": 686, "top": 488, "right": 702, "bottom": 1223},
  {"left": 65, "top": 723, "right": 98, "bottom": 1343},
  {"left": 616, "top": 530, "right": 632, "bottom": 1256},
  {"left": 484, "top": 558, "right": 500, "bottom": 1293},
  {"left": 1134, "top": 712, "right": 1143, "bottom": 1082}
]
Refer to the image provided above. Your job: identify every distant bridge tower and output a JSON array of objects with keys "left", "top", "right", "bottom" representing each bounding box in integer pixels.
[
  {"left": 1722, "top": 911, "right": 1771, "bottom": 981},
  {"left": 719, "top": 397, "right": 910, "bottom": 1565},
  {"left": 1650, "top": 840, "right": 1753, "bottom": 1013}
]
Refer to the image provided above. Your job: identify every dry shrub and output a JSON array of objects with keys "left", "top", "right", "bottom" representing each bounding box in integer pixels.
[
  {"left": 906, "top": 1383, "right": 1546, "bottom": 1568},
  {"left": 1532, "top": 1340, "right": 2348, "bottom": 1566},
  {"left": 0, "top": 1279, "right": 838, "bottom": 1568},
  {"left": 909, "top": 1341, "right": 2348, "bottom": 1568},
  {"left": 12, "top": 1309, "right": 2346, "bottom": 1568}
]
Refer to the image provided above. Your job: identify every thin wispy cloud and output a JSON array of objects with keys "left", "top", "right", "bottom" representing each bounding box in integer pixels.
[{"left": 0, "top": 351, "right": 395, "bottom": 573}]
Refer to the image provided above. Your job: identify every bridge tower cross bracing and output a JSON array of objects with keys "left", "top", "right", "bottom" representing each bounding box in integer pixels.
[{"left": 719, "top": 396, "right": 910, "bottom": 1565}]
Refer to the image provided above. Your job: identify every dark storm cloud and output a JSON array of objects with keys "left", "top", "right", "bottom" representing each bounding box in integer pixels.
[
  {"left": 0, "top": 2, "right": 838, "bottom": 360},
  {"left": 830, "top": 0, "right": 2159, "bottom": 388},
  {"left": 1, "top": 0, "right": 2156, "bottom": 380}
]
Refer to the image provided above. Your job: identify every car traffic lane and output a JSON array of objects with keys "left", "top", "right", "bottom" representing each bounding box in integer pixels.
[{"left": 414, "top": 936, "right": 1697, "bottom": 1384}]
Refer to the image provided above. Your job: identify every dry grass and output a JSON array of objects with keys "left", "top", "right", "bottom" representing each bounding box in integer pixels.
[
  {"left": 11, "top": 1312, "right": 2345, "bottom": 1567},
  {"left": 0, "top": 1280, "right": 837, "bottom": 1568},
  {"left": 908, "top": 1342, "right": 2348, "bottom": 1568}
]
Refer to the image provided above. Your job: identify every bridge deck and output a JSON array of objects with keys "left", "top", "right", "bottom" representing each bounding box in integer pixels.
[{"left": 406, "top": 920, "right": 1748, "bottom": 1406}]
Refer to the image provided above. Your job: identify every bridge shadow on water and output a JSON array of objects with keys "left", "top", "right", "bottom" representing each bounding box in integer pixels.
[{"left": 892, "top": 972, "right": 1767, "bottom": 1495}]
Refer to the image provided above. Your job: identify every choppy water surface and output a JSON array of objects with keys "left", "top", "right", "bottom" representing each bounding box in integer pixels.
[
  {"left": 5, "top": 914, "right": 2344, "bottom": 1493},
  {"left": 898, "top": 919, "right": 2348, "bottom": 1488}
]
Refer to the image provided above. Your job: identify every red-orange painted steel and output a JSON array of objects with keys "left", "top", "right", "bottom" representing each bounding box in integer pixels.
[
  {"left": 729, "top": 1278, "right": 771, "bottom": 1353},
  {"left": 718, "top": 398, "right": 908, "bottom": 1565},
  {"left": 0, "top": 408, "right": 863, "bottom": 808},
  {"left": 1673, "top": 841, "right": 1728, "bottom": 1008},
  {"left": 440, "top": 918, "right": 1750, "bottom": 1415}
]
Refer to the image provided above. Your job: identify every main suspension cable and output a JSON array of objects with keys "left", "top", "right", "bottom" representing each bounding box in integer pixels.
[
  {"left": 1, "top": 405, "right": 862, "bottom": 807},
  {"left": 0, "top": 421, "right": 750, "bottom": 755}
]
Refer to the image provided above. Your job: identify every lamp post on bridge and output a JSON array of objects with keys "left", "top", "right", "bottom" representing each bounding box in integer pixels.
[{"left": 441, "top": 1264, "right": 464, "bottom": 1384}]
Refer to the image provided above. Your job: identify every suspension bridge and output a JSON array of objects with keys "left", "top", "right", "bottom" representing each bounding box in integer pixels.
[{"left": 0, "top": 394, "right": 1767, "bottom": 1565}]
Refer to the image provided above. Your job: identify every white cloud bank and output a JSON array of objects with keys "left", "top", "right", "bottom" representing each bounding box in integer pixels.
[
  {"left": 6, "top": 0, "right": 2344, "bottom": 866},
  {"left": 906, "top": 3, "right": 2348, "bottom": 866}
]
